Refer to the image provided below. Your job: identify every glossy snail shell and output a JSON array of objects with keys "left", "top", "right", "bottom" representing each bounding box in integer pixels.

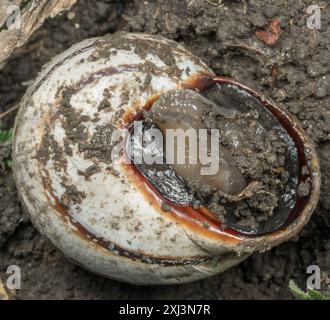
[{"left": 13, "top": 32, "right": 321, "bottom": 285}]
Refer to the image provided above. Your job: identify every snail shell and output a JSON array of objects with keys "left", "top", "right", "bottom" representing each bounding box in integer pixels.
[{"left": 13, "top": 32, "right": 321, "bottom": 285}]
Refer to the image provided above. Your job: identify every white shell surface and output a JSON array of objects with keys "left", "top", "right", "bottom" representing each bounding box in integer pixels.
[{"left": 14, "top": 32, "right": 250, "bottom": 284}]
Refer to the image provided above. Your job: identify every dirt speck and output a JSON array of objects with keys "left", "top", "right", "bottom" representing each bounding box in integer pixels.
[{"left": 255, "top": 19, "right": 282, "bottom": 45}]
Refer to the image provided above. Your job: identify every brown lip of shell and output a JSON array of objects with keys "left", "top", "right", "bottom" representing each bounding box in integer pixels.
[{"left": 124, "top": 75, "right": 321, "bottom": 252}]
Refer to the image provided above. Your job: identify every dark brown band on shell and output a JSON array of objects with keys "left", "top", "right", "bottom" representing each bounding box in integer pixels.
[{"left": 42, "top": 176, "right": 241, "bottom": 265}]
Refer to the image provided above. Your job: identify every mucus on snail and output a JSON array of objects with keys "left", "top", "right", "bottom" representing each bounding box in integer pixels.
[{"left": 13, "top": 32, "right": 321, "bottom": 285}]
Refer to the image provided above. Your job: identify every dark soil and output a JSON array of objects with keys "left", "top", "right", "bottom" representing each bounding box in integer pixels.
[{"left": 1, "top": 0, "right": 330, "bottom": 299}]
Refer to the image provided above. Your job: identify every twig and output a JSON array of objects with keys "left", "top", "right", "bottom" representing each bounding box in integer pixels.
[
  {"left": 242, "top": 0, "right": 247, "bottom": 14},
  {"left": 223, "top": 42, "right": 264, "bottom": 55},
  {"left": 0, "top": 0, "right": 76, "bottom": 69},
  {"left": 216, "top": 181, "right": 262, "bottom": 202},
  {"left": 205, "top": 0, "right": 223, "bottom": 7},
  {"left": 0, "top": 104, "right": 19, "bottom": 120},
  {"left": 0, "top": 279, "right": 11, "bottom": 300}
]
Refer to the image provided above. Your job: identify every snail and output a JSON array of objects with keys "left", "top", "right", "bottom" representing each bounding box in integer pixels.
[{"left": 13, "top": 32, "right": 321, "bottom": 285}]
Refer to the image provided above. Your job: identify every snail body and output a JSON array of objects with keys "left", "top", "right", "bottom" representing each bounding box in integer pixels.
[{"left": 13, "top": 32, "right": 320, "bottom": 285}]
